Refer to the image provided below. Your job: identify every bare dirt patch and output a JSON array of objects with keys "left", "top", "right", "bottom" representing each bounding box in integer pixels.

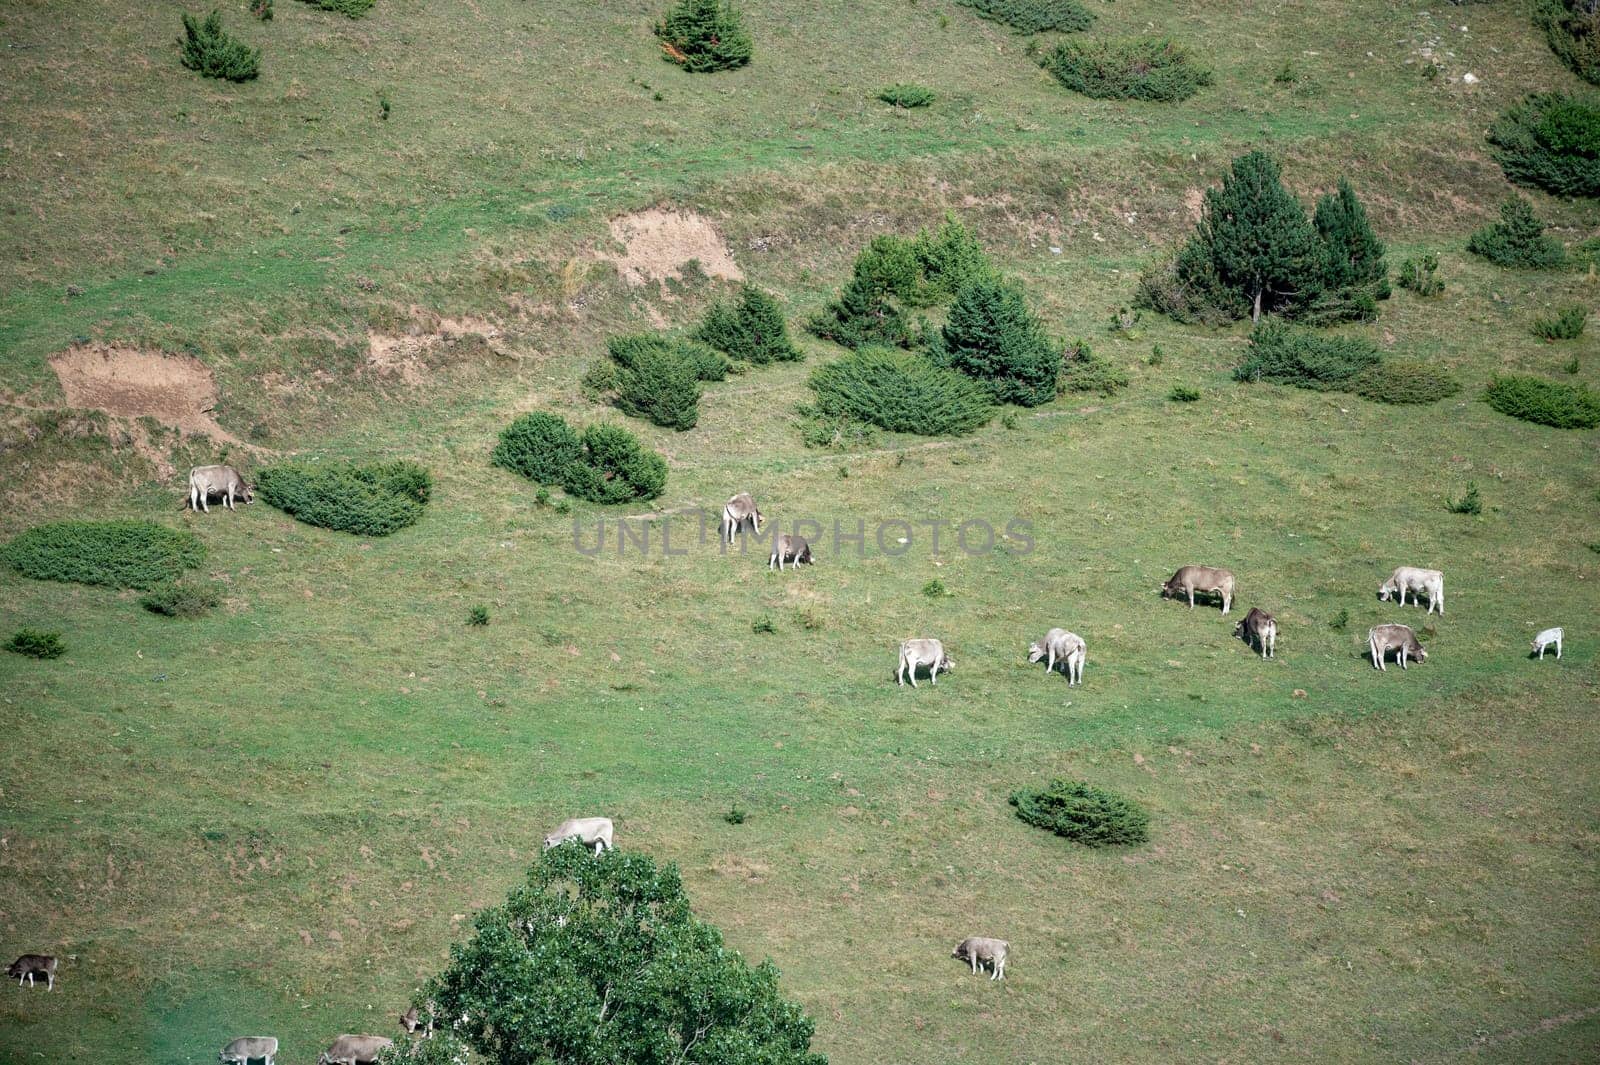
[
  {"left": 49, "top": 344, "right": 238, "bottom": 443},
  {"left": 601, "top": 207, "right": 743, "bottom": 288},
  {"left": 367, "top": 312, "right": 503, "bottom": 385}
]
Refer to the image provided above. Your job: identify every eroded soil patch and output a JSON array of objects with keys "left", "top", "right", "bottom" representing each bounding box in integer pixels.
[
  {"left": 602, "top": 207, "right": 743, "bottom": 288},
  {"left": 49, "top": 344, "right": 238, "bottom": 443}
]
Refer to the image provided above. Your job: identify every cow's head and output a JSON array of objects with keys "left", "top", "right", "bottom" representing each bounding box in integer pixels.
[
  {"left": 1231, "top": 619, "right": 1246, "bottom": 639},
  {"left": 1412, "top": 644, "right": 1428, "bottom": 661},
  {"left": 938, "top": 653, "right": 953, "bottom": 673},
  {"left": 1027, "top": 641, "right": 1046, "bottom": 663},
  {"left": 240, "top": 483, "right": 255, "bottom": 504},
  {"left": 1377, "top": 580, "right": 1396, "bottom": 601},
  {"left": 950, "top": 942, "right": 966, "bottom": 959}
]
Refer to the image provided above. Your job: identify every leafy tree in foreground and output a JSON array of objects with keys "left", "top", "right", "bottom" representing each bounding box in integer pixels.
[
  {"left": 656, "top": 0, "right": 752, "bottom": 73},
  {"left": 407, "top": 844, "right": 826, "bottom": 1065}
]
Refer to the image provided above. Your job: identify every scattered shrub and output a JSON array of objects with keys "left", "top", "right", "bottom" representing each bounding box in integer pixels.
[
  {"left": 922, "top": 579, "right": 949, "bottom": 598},
  {"left": 1447, "top": 483, "right": 1483, "bottom": 515},
  {"left": 793, "top": 407, "right": 879, "bottom": 450},
  {"left": 1146, "top": 344, "right": 1166, "bottom": 367},
  {"left": 809, "top": 221, "right": 992, "bottom": 347},
  {"left": 5, "top": 628, "right": 65, "bottom": 660},
  {"left": 1059, "top": 339, "right": 1130, "bottom": 396},
  {"left": 655, "top": 0, "right": 752, "bottom": 73},
  {"left": 723, "top": 805, "right": 747, "bottom": 825},
  {"left": 562, "top": 423, "right": 669, "bottom": 504},
  {"left": 808, "top": 346, "right": 994, "bottom": 436},
  {"left": 1, "top": 521, "right": 204, "bottom": 589},
  {"left": 179, "top": 10, "right": 261, "bottom": 82},
  {"left": 1482, "top": 374, "right": 1600, "bottom": 428},
  {"left": 695, "top": 285, "right": 803, "bottom": 364},
  {"left": 752, "top": 614, "right": 777, "bottom": 634},
  {"left": 299, "top": 0, "right": 375, "bottom": 17},
  {"left": 1009, "top": 779, "right": 1150, "bottom": 848},
  {"left": 1533, "top": 303, "right": 1589, "bottom": 340},
  {"left": 139, "top": 581, "right": 221, "bottom": 618},
  {"left": 251, "top": 0, "right": 273, "bottom": 19},
  {"left": 1488, "top": 92, "right": 1600, "bottom": 198},
  {"left": 493, "top": 412, "right": 584, "bottom": 486},
  {"left": 1234, "top": 320, "right": 1381, "bottom": 391},
  {"left": 601, "top": 335, "right": 712, "bottom": 431},
  {"left": 256, "top": 460, "right": 431, "bottom": 536},
  {"left": 1329, "top": 608, "right": 1351, "bottom": 631},
  {"left": 1536, "top": 0, "right": 1600, "bottom": 87},
  {"left": 1169, "top": 385, "right": 1201, "bottom": 402},
  {"left": 468, "top": 605, "right": 490, "bottom": 626},
  {"left": 1349, "top": 359, "right": 1462, "bottom": 405},
  {"left": 957, "top": 0, "right": 1093, "bottom": 34},
  {"left": 934, "top": 274, "right": 1059, "bottom": 406},
  {"left": 911, "top": 214, "right": 994, "bottom": 304},
  {"left": 1040, "top": 37, "right": 1213, "bottom": 102},
  {"left": 1398, "top": 253, "right": 1444, "bottom": 296},
  {"left": 1563, "top": 353, "right": 1582, "bottom": 374},
  {"left": 1467, "top": 198, "right": 1567, "bottom": 269},
  {"left": 1108, "top": 305, "right": 1142, "bottom": 336},
  {"left": 878, "top": 83, "right": 935, "bottom": 108}
]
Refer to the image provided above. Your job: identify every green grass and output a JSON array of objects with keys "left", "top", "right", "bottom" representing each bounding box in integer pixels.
[{"left": 2, "top": 1, "right": 1599, "bottom": 1063}]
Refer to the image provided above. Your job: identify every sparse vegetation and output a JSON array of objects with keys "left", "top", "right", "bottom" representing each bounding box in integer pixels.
[
  {"left": 468, "top": 605, "right": 490, "bottom": 627},
  {"left": 139, "top": 581, "right": 221, "bottom": 618},
  {"left": 1329, "top": 608, "right": 1351, "bottom": 631},
  {"left": 1482, "top": 374, "right": 1600, "bottom": 428},
  {"left": 957, "top": 0, "right": 1094, "bottom": 34},
  {"left": 751, "top": 614, "right": 777, "bottom": 634},
  {"left": 922, "top": 578, "right": 948, "bottom": 598},
  {"left": 1350, "top": 359, "right": 1462, "bottom": 405},
  {"left": 1234, "top": 320, "right": 1381, "bottom": 391},
  {"left": 1447, "top": 483, "right": 1483, "bottom": 515},
  {"left": 256, "top": 460, "right": 432, "bottom": 536},
  {"left": 695, "top": 285, "right": 804, "bottom": 365},
  {"left": 5, "top": 628, "right": 65, "bottom": 660},
  {"left": 178, "top": 10, "right": 260, "bottom": 82},
  {"left": 1467, "top": 198, "right": 1567, "bottom": 269},
  {"left": 1168, "top": 385, "right": 1201, "bottom": 402},
  {"left": 1040, "top": 37, "right": 1213, "bottom": 102},
  {"left": 298, "top": 0, "right": 375, "bottom": 18},
  {"left": 1397, "top": 253, "right": 1444, "bottom": 296},
  {"left": 1, "top": 521, "right": 204, "bottom": 589},
  {"left": 251, "top": 0, "right": 272, "bottom": 20},
  {"left": 808, "top": 346, "right": 994, "bottom": 436},
  {"left": 1010, "top": 779, "right": 1150, "bottom": 848},
  {"left": 1533, "top": 303, "right": 1589, "bottom": 340},
  {"left": 1488, "top": 92, "right": 1600, "bottom": 198},
  {"left": 1058, "top": 339, "right": 1129, "bottom": 396},
  {"left": 724, "top": 805, "right": 748, "bottom": 824},
  {"left": 878, "top": 83, "right": 935, "bottom": 109},
  {"left": 655, "top": 0, "right": 752, "bottom": 73}
]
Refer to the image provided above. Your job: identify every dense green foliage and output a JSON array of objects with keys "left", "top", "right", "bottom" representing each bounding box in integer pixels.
[
  {"left": 1350, "top": 360, "right": 1462, "bottom": 405},
  {"left": 5, "top": 628, "right": 65, "bottom": 660},
  {"left": 1466, "top": 198, "right": 1567, "bottom": 269},
  {"left": 1310, "top": 179, "right": 1390, "bottom": 321},
  {"left": 1533, "top": 303, "right": 1589, "bottom": 340},
  {"left": 413, "top": 845, "right": 825, "bottom": 1065},
  {"left": 598, "top": 334, "right": 719, "bottom": 431},
  {"left": 298, "top": 0, "right": 375, "bottom": 18},
  {"left": 1537, "top": 0, "right": 1600, "bottom": 86},
  {"left": 1234, "top": 320, "right": 1382, "bottom": 391},
  {"left": 809, "top": 347, "right": 994, "bottom": 436},
  {"left": 1169, "top": 385, "right": 1201, "bottom": 402},
  {"left": 139, "top": 581, "right": 221, "bottom": 618},
  {"left": 1058, "top": 339, "right": 1130, "bottom": 396},
  {"left": 1, "top": 521, "right": 204, "bottom": 589},
  {"left": 1482, "top": 374, "right": 1600, "bottom": 428},
  {"left": 492, "top": 412, "right": 585, "bottom": 486},
  {"left": 655, "top": 0, "right": 752, "bottom": 73},
  {"left": 957, "top": 0, "right": 1093, "bottom": 33},
  {"left": 179, "top": 10, "right": 260, "bottom": 82},
  {"left": 695, "top": 285, "right": 803, "bottom": 364},
  {"left": 877, "top": 83, "right": 935, "bottom": 108},
  {"left": 934, "top": 275, "right": 1059, "bottom": 406},
  {"left": 807, "top": 270, "right": 911, "bottom": 349},
  {"left": 1488, "top": 92, "right": 1600, "bottom": 198},
  {"left": 562, "top": 423, "right": 669, "bottom": 504},
  {"left": 911, "top": 215, "right": 994, "bottom": 304},
  {"left": 1397, "top": 253, "right": 1444, "bottom": 296},
  {"left": 1040, "top": 38, "right": 1213, "bottom": 102},
  {"left": 1010, "top": 779, "right": 1151, "bottom": 847},
  {"left": 256, "top": 460, "right": 432, "bottom": 536}
]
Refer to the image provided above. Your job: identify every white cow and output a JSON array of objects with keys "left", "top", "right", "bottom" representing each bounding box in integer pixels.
[
  {"left": 1379, "top": 566, "right": 1444, "bottom": 615},
  {"left": 897, "top": 639, "right": 951, "bottom": 687},
  {"left": 951, "top": 937, "right": 1009, "bottom": 980},
  {"left": 220, "top": 1036, "right": 279, "bottom": 1065},
  {"left": 543, "top": 816, "right": 614, "bottom": 853},
  {"left": 1028, "top": 629, "right": 1086, "bottom": 685},
  {"left": 317, "top": 1035, "right": 393, "bottom": 1065},
  {"left": 1531, "top": 627, "right": 1563, "bottom": 660},
  {"left": 188, "top": 465, "right": 252, "bottom": 512},
  {"left": 721, "top": 492, "right": 763, "bottom": 545}
]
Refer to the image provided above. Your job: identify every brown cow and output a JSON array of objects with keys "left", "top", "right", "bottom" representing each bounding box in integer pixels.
[
  {"left": 1369, "top": 623, "right": 1426, "bottom": 671},
  {"left": 1162, "top": 565, "right": 1235, "bottom": 614},
  {"left": 1233, "top": 608, "right": 1277, "bottom": 659},
  {"left": 768, "top": 533, "right": 813, "bottom": 571}
]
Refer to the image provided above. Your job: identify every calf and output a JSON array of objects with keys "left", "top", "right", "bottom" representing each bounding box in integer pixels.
[
  {"left": 1531, "top": 627, "right": 1563, "bottom": 660},
  {"left": 1162, "top": 565, "right": 1235, "bottom": 614},
  {"left": 897, "top": 638, "right": 951, "bottom": 687},
  {"left": 1028, "top": 628, "right": 1087, "bottom": 685},
  {"left": 951, "top": 937, "right": 1009, "bottom": 980},
  {"left": 1233, "top": 608, "right": 1277, "bottom": 659},
  {"left": 1378, "top": 566, "right": 1444, "bottom": 615},
  {"left": 1369, "top": 623, "right": 1427, "bottom": 671},
  {"left": 768, "top": 533, "right": 813, "bottom": 571},
  {"left": 6, "top": 954, "right": 57, "bottom": 990},
  {"left": 220, "top": 1036, "right": 278, "bottom": 1065},
  {"left": 543, "top": 816, "right": 614, "bottom": 853},
  {"left": 318, "top": 1035, "right": 394, "bottom": 1065},
  {"left": 720, "top": 492, "right": 763, "bottom": 545},
  {"left": 188, "top": 465, "right": 252, "bottom": 513}
]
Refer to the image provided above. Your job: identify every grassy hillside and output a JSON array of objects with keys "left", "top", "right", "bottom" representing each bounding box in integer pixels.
[{"left": 1, "top": 1, "right": 1598, "bottom": 1063}]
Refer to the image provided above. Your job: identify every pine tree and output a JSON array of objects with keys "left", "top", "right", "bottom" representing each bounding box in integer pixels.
[
  {"left": 1177, "top": 150, "right": 1323, "bottom": 322},
  {"left": 937, "top": 275, "right": 1059, "bottom": 406},
  {"left": 1314, "top": 179, "right": 1389, "bottom": 305},
  {"left": 179, "top": 10, "right": 261, "bottom": 83},
  {"left": 655, "top": 0, "right": 753, "bottom": 73},
  {"left": 1467, "top": 197, "right": 1568, "bottom": 269},
  {"left": 807, "top": 271, "right": 910, "bottom": 349},
  {"left": 695, "top": 285, "right": 803, "bottom": 364}
]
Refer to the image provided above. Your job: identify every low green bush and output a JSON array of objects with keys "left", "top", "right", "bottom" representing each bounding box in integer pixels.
[
  {"left": 695, "top": 285, "right": 803, "bottom": 364},
  {"left": 251, "top": 0, "right": 273, "bottom": 19},
  {"left": 1533, "top": 303, "right": 1589, "bottom": 340},
  {"left": 878, "top": 83, "right": 935, "bottom": 109},
  {"left": 1447, "top": 483, "right": 1483, "bottom": 515},
  {"left": 1010, "top": 779, "right": 1150, "bottom": 847},
  {"left": 1040, "top": 37, "right": 1213, "bottom": 102},
  {"left": 179, "top": 10, "right": 260, "bottom": 82},
  {"left": 5, "top": 628, "right": 65, "bottom": 660},
  {"left": 1536, "top": 0, "right": 1600, "bottom": 87},
  {"left": 492, "top": 412, "right": 584, "bottom": 486},
  {"left": 1482, "top": 374, "right": 1600, "bottom": 428},
  {"left": 957, "top": 0, "right": 1093, "bottom": 34},
  {"left": 1397, "top": 253, "right": 1444, "bottom": 296},
  {"left": 602, "top": 334, "right": 711, "bottom": 431},
  {"left": 1168, "top": 385, "right": 1201, "bottom": 402},
  {"left": 256, "top": 460, "right": 431, "bottom": 536},
  {"left": 1059, "top": 339, "right": 1130, "bottom": 396},
  {"left": 808, "top": 346, "right": 994, "bottom": 437},
  {"left": 299, "top": 0, "right": 374, "bottom": 17},
  {"left": 139, "top": 581, "right": 221, "bottom": 618},
  {"left": 1467, "top": 198, "right": 1567, "bottom": 269},
  {"left": 468, "top": 605, "right": 490, "bottom": 627},
  {"left": 1488, "top": 92, "right": 1600, "bottom": 198},
  {"left": 561, "top": 423, "right": 669, "bottom": 504},
  {"left": 2, "top": 520, "right": 204, "bottom": 589},
  {"left": 1349, "top": 359, "right": 1462, "bottom": 405},
  {"left": 1233, "top": 320, "right": 1381, "bottom": 391},
  {"left": 655, "top": 0, "right": 752, "bottom": 73},
  {"left": 793, "top": 407, "right": 879, "bottom": 450}
]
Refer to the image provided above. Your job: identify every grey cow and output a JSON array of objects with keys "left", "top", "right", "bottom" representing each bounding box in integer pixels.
[
  {"left": 951, "top": 937, "right": 1009, "bottom": 980},
  {"left": 6, "top": 954, "right": 57, "bottom": 990},
  {"left": 720, "top": 492, "right": 763, "bottom": 545},
  {"left": 1378, "top": 566, "right": 1444, "bottom": 616},
  {"left": 220, "top": 1036, "right": 278, "bottom": 1065},
  {"left": 1162, "top": 565, "right": 1235, "bottom": 614},
  {"left": 1369, "top": 623, "right": 1427, "bottom": 671},
  {"left": 543, "top": 816, "right": 614, "bottom": 853},
  {"left": 768, "top": 533, "right": 813, "bottom": 571},
  {"left": 1028, "top": 628, "right": 1086, "bottom": 685},
  {"left": 188, "top": 465, "right": 253, "bottom": 512},
  {"left": 897, "top": 638, "right": 952, "bottom": 687},
  {"left": 318, "top": 1035, "right": 394, "bottom": 1065},
  {"left": 1233, "top": 608, "right": 1277, "bottom": 659}
]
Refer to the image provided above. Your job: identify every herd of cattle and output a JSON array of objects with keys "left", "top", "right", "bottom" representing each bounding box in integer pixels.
[{"left": 3, "top": 475, "right": 1572, "bottom": 1059}]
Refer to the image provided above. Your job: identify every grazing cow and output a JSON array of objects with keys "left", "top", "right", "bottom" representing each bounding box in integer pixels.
[
  {"left": 220, "top": 1036, "right": 279, "bottom": 1065},
  {"left": 317, "top": 1035, "right": 394, "bottom": 1065},
  {"left": 768, "top": 533, "right": 813, "bottom": 571},
  {"left": 188, "top": 465, "right": 252, "bottom": 513},
  {"left": 1378, "top": 566, "right": 1444, "bottom": 615},
  {"left": 543, "top": 816, "right": 614, "bottom": 853},
  {"left": 1233, "top": 608, "right": 1277, "bottom": 659},
  {"left": 1162, "top": 565, "right": 1235, "bottom": 614},
  {"left": 951, "top": 937, "right": 1009, "bottom": 980},
  {"left": 6, "top": 955, "right": 57, "bottom": 990},
  {"left": 1369, "top": 624, "right": 1427, "bottom": 671},
  {"left": 1531, "top": 627, "right": 1563, "bottom": 660},
  {"left": 897, "top": 638, "right": 952, "bottom": 687},
  {"left": 1028, "top": 628, "right": 1087, "bottom": 685},
  {"left": 720, "top": 492, "right": 763, "bottom": 545}
]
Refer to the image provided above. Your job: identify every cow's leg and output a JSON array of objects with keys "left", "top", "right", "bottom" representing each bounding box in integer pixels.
[
  {"left": 929, "top": 664, "right": 936, "bottom": 686},
  {"left": 1046, "top": 648, "right": 1055, "bottom": 674},
  {"left": 1187, "top": 589, "right": 1194, "bottom": 608},
  {"left": 200, "top": 489, "right": 209, "bottom": 513},
  {"left": 1537, "top": 643, "right": 1545, "bottom": 660},
  {"left": 1556, "top": 638, "right": 1561, "bottom": 660},
  {"left": 970, "top": 954, "right": 978, "bottom": 975},
  {"left": 896, "top": 661, "right": 904, "bottom": 687}
]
